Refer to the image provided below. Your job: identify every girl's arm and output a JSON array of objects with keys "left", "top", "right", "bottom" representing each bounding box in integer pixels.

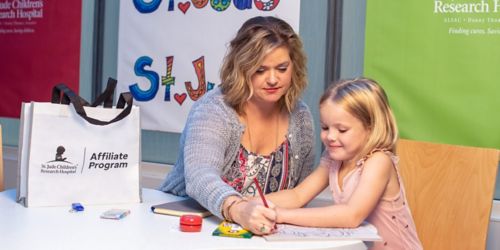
[
  {"left": 266, "top": 163, "right": 330, "bottom": 208},
  {"left": 276, "top": 152, "right": 395, "bottom": 228}
]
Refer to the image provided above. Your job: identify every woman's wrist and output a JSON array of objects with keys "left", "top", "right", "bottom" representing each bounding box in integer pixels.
[
  {"left": 227, "top": 197, "right": 248, "bottom": 223},
  {"left": 221, "top": 196, "right": 238, "bottom": 222},
  {"left": 222, "top": 196, "right": 247, "bottom": 222}
]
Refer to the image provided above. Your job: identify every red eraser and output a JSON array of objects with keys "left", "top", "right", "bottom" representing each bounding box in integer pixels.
[{"left": 180, "top": 214, "right": 202, "bottom": 232}]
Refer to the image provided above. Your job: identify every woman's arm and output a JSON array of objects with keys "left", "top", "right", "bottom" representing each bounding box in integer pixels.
[
  {"left": 276, "top": 152, "right": 394, "bottom": 228},
  {"left": 182, "top": 97, "right": 277, "bottom": 235},
  {"left": 182, "top": 99, "right": 240, "bottom": 217}
]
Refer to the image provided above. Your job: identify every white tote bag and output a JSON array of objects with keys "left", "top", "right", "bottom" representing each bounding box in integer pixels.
[{"left": 17, "top": 80, "right": 142, "bottom": 207}]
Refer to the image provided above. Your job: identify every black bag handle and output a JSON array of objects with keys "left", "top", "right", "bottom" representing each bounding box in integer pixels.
[
  {"left": 52, "top": 83, "right": 133, "bottom": 126},
  {"left": 91, "top": 77, "right": 117, "bottom": 108},
  {"left": 52, "top": 78, "right": 118, "bottom": 108},
  {"left": 51, "top": 84, "right": 90, "bottom": 106}
]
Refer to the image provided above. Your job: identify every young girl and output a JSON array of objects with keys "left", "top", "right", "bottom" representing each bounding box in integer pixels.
[{"left": 266, "top": 78, "right": 422, "bottom": 249}]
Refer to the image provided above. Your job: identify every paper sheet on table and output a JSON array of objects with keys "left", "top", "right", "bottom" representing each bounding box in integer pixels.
[{"left": 264, "top": 221, "right": 382, "bottom": 241}]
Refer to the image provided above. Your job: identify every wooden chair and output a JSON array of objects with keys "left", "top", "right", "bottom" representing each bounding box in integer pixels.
[
  {"left": 397, "top": 139, "right": 499, "bottom": 250},
  {"left": 0, "top": 124, "right": 4, "bottom": 191}
]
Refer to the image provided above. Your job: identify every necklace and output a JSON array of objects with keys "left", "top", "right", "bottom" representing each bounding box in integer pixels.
[
  {"left": 243, "top": 110, "right": 284, "bottom": 196},
  {"left": 245, "top": 110, "right": 279, "bottom": 155}
]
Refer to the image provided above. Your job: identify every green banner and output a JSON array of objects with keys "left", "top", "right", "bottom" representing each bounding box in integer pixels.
[{"left": 364, "top": 0, "right": 500, "bottom": 149}]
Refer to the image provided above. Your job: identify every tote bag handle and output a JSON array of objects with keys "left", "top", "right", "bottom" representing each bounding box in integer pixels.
[
  {"left": 51, "top": 77, "right": 117, "bottom": 108},
  {"left": 51, "top": 83, "right": 133, "bottom": 126},
  {"left": 90, "top": 77, "right": 117, "bottom": 108}
]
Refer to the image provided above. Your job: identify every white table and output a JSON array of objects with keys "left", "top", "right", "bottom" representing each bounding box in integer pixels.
[{"left": 0, "top": 188, "right": 367, "bottom": 250}]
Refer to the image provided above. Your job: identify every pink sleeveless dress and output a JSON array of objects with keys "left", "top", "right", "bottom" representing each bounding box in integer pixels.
[{"left": 321, "top": 150, "right": 422, "bottom": 250}]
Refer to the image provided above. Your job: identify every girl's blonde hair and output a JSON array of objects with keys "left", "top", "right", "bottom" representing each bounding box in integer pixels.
[
  {"left": 220, "top": 16, "right": 307, "bottom": 114},
  {"left": 320, "top": 78, "right": 399, "bottom": 158}
]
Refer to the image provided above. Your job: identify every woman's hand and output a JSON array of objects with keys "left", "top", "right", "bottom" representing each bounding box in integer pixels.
[{"left": 229, "top": 198, "right": 277, "bottom": 235}]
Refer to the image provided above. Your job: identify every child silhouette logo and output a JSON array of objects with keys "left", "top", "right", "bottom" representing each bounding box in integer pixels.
[
  {"left": 55, "top": 146, "right": 67, "bottom": 161},
  {"left": 42, "top": 145, "right": 77, "bottom": 171}
]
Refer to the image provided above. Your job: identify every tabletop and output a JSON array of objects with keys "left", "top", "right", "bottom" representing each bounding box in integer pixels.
[{"left": 0, "top": 188, "right": 367, "bottom": 250}]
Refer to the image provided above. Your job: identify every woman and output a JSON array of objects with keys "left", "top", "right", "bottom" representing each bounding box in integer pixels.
[{"left": 159, "top": 16, "right": 314, "bottom": 235}]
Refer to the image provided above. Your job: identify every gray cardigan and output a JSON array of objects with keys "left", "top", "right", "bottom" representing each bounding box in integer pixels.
[{"left": 159, "top": 87, "right": 315, "bottom": 218}]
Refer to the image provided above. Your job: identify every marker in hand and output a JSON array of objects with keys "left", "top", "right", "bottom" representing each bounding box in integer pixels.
[
  {"left": 253, "top": 178, "right": 268, "bottom": 207},
  {"left": 253, "top": 178, "right": 276, "bottom": 230}
]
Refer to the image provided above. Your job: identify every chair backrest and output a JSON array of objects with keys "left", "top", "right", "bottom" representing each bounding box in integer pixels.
[
  {"left": 0, "top": 124, "right": 4, "bottom": 191},
  {"left": 397, "top": 139, "right": 499, "bottom": 250}
]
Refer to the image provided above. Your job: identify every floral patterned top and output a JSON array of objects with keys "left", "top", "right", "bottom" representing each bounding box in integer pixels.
[{"left": 222, "top": 139, "right": 293, "bottom": 196}]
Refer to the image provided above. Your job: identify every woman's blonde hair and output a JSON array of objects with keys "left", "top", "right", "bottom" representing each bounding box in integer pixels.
[
  {"left": 220, "top": 16, "right": 307, "bottom": 114},
  {"left": 320, "top": 78, "right": 399, "bottom": 158}
]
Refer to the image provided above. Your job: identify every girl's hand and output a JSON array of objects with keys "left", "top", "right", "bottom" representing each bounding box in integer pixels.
[{"left": 230, "top": 199, "right": 277, "bottom": 235}]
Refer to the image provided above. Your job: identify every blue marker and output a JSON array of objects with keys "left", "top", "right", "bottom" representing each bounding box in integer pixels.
[{"left": 71, "top": 203, "right": 84, "bottom": 212}]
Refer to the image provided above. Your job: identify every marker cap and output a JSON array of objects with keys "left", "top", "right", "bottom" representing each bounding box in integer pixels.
[{"left": 180, "top": 214, "right": 202, "bottom": 232}]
